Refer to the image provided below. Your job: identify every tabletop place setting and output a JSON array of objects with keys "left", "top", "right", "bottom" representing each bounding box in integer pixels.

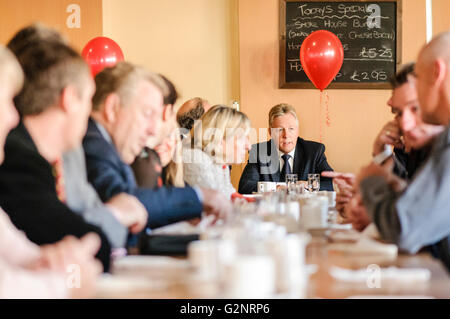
[{"left": 99, "top": 173, "right": 448, "bottom": 299}]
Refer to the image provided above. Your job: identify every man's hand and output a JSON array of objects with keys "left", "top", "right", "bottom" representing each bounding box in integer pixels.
[
  {"left": 199, "top": 188, "right": 232, "bottom": 222},
  {"left": 35, "top": 235, "right": 82, "bottom": 272},
  {"left": 345, "top": 193, "right": 371, "bottom": 231},
  {"left": 356, "top": 158, "right": 395, "bottom": 190},
  {"left": 373, "top": 120, "right": 403, "bottom": 156},
  {"left": 321, "top": 171, "right": 355, "bottom": 215},
  {"left": 106, "top": 193, "right": 148, "bottom": 234},
  {"left": 69, "top": 233, "right": 103, "bottom": 298},
  {"left": 33, "top": 233, "right": 103, "bottom": 298}
]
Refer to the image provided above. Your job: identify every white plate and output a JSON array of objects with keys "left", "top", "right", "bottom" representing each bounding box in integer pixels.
[
  {"left": 96, "top": 274, "right": 168, "bottom": 296},
  {"left": 150, "top": 221, "right": 199, "bottom": 235},
  {"left": 112, "top": 255, "right": 190, "bottom": 270},
  {"left": 243, "top": 194, "right": 263, "bottom": 198}
]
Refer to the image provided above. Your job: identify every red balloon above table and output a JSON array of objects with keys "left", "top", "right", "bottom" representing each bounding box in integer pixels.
[
  {"left": 300, "top": 30, "right": 344, "bottom": 91},
  {"left": 81, "top": 37, "right": 125, "bottom": 77}
]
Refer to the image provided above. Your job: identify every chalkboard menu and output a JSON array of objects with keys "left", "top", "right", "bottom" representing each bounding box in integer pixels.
[{"left": 279, "top": 0, "right": 402, "bottom": 89}]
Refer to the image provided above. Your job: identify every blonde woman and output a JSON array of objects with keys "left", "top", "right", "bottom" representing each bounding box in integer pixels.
[{"left": 182, "top": 105, "right": 251, "bottom": 198}]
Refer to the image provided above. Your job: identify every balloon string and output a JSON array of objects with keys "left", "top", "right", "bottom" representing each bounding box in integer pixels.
[
  {"left": 319, "top": 91, "right": 323, "bottom": 143},
  {"left": 325, "top": 91, "right": 331, "bottom": 127}
]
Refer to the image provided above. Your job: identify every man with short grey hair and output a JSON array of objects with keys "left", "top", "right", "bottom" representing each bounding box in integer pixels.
[
  {"left": 238, "top": 103, "right": 333, "bottom": 194},
  {"left": 83, "top": 62, "right": 231, "bottom": 231}
]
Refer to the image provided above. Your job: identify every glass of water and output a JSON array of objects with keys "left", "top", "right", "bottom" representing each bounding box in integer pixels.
[
  {"left": 307, "top": 174, "right": 320, "bottom": 193},
  {"left": 286, "top": 174, "right": 298, "bottom": 194}
]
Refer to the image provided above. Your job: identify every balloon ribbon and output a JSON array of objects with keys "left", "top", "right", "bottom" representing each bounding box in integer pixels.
[{"left": 319, "top": 90, "right": 331, "bottom": 143}]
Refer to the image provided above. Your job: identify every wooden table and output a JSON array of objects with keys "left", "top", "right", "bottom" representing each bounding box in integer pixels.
[
  {"left": 305, "top": 237, "right": 450, "bottom": 299},
  {"left": 95, "top": 231, "right": 450, "bottom": 299}
]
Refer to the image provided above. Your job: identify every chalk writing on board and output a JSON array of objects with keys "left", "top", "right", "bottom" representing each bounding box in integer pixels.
[{"left": 281, "top": 1, "right": 400, "bottom": 88}]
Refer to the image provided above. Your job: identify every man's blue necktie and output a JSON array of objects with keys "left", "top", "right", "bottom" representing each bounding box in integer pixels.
[{"left": 280, "top": 154, "right": 292, "bottom": 182}]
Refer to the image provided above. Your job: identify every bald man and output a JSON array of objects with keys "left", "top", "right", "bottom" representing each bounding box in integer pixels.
[
  {"left": 355, "top": 32, "right": 450, "bottom": 270},
  {"left": 176, "top": 97, "right": 211, "bottom": 132}
]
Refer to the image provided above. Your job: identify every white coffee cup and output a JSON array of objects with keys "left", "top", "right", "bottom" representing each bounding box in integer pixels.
[
  {"left": 264, "top": 233, "right": 310, "bottom": 294},
  {"left": 318, "top": 190, "right": 337, "bottom": 208},
  {"left": 285, "top": 201, "right": 300, "bottom": 222},
  {"left": 188, "top": 239, "right": 236, "bottom": 279},
  {"left": 223, "top": 255, "right": 275, "bottom": 298},
  {"left": 301, "top": 197, "right": 328, "bottom": 229},
  {"left": 258, "top": 181, "right": 277, "bottom": 193}
]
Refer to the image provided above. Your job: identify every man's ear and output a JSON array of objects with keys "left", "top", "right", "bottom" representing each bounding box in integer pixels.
[
  {"left": 103, "top": 93, "right": 120, "bottom": 124},
  {"left": 60, "top": 85, "right": 78, "bottom": 114},
  {"left": 162, "top": 104, "right": 173, "bottom": 122},
  {"left": 433, "top": 58, "right": 447, "bottom": 86}
]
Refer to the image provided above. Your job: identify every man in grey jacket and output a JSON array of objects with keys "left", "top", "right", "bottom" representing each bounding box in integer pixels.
[
  {"left": 356, "top": 32, "right": 450, "bottom": 270},
  {"left": 64, "top": 147, "right": 147, "bottom": 249}
]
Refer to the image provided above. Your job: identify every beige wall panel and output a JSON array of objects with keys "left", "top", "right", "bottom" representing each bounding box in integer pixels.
[
  {"left": 432, "top": 0, "right": 450, "bottom": 36},
  {"left": 0, "top": 0, "right": 102, "bottom": 51}
]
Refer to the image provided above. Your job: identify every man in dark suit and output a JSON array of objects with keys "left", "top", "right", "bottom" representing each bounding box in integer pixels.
[
  {"left": 6, "top": 23, "right": 148, "bottom": 251},
  {"left": 0, "top": 36, "right": 112, "bottom": 271},
  {"left": 83, "top": 62, "right": 230, "bottom": 230},
  {"left": 239, "top": 103, "right": 334, "bottom": 194}
]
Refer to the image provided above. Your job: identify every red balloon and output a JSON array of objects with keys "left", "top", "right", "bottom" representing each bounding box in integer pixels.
[
  {"left": 300, "top": 30, "right": 344, "bottom": 91},
  {"left": 81, "top": 37, "right": 124, "bottom": 77}
]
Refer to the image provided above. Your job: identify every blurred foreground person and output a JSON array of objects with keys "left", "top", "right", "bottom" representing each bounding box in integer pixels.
[
  {"left": 0, "top": 34, "right": 111, "bottom": 271},
  {"left": 7, "top": 23, "right": 147, "bottom": 250},
  {"left": 324, "top": 64, "right": 444, "bottom": 225},
  {"left": 0, "top": 45, "right": 101, "bottom": 298},
  {"left": 355, "top": 34, "right": 450, "bottom": 270}
]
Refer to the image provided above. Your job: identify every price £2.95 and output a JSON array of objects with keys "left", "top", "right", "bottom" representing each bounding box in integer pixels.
[{"left": 350, "top": 70, "right": 388, "bottom": 82}]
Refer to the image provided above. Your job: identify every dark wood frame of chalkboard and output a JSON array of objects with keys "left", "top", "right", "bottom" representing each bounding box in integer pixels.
[{"left": 279, "top": 0, "right": 403, "bottom": 89}]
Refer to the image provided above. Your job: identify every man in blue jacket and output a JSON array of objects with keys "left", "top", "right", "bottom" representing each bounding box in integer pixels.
[{"left": 83, "top": 62, "right": 230, "bottom": 230}]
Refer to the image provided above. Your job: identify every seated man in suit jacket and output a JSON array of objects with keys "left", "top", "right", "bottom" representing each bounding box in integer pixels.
[
  {"left": 239, "top": 103, "right": 334, "bottom": 194},
  {"left": 6, "top": 23, "right": 147, "bottom": 251},
  {"left": 0, "top": 43, "right": 103, "bottom": 298},
  {"left": 0, "top": 36, "right": 112, "bottom": 271},
  {"left": 83, "top": 62, "right": 230, "bottom": 230}
]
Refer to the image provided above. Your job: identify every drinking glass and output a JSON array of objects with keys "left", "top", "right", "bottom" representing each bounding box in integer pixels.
[
  {"left": 286, "top": 174, "right": 298, "bottom": 194},
  {"left": 285, "top": 173, "right": 298, "bottom": 184},
  {"left": 307, "top": 174, "right": 320, "bottom": 193}
]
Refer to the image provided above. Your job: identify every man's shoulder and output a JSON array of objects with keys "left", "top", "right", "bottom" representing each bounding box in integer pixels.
[
  {"left": 251, "top": 140, "right": 272, "bottom": 149},
  {"left": 82, "top": 120, "right": 117, "bottom": 160},
  {"left": 2, "top": 123, "right": 48, "bottom": 170},
  {"left": 249, "top": 140, "right": 276, "bottom": 156},
  {"left": 251, "top": 138, "right": 326, "bottom": 152},
  {"left": 83, "top": 119, "right": 105, "bottom": 144},
  {"left": 4, "top": 123, "right": 36, "bottom": 154},
  {"left": 0, "top": 124, "right": 54, "bottom": 192},
  {"left": 297, "top": 137, "right": 326, "bottom": 153},
  {"left": 247, "top": 140, "right": 276, "bottom": 165}
]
